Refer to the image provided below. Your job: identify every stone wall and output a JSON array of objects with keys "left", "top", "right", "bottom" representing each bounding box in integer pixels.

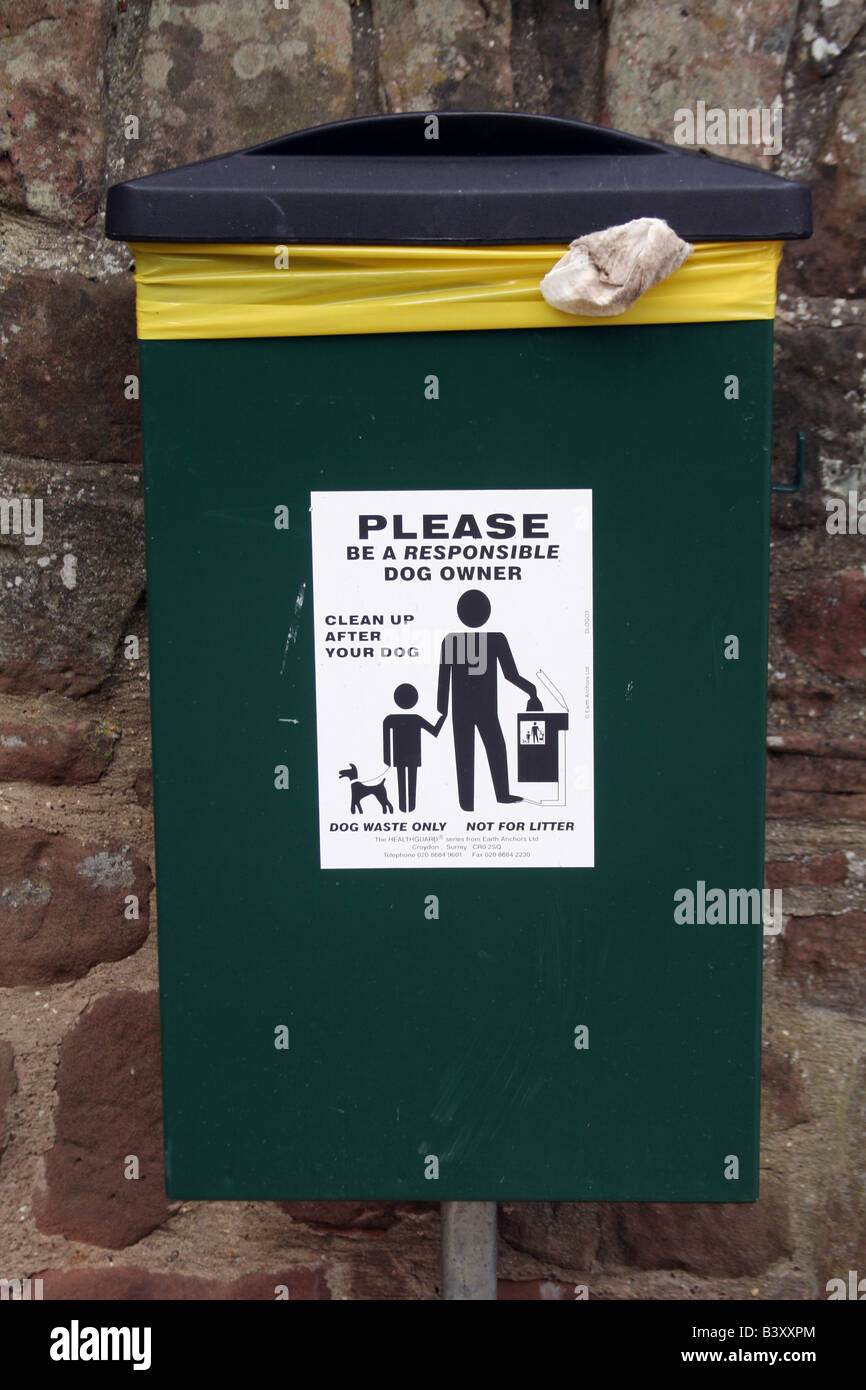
[{"left": 1, "top": 0, "right": 864, "bottom": 1300}]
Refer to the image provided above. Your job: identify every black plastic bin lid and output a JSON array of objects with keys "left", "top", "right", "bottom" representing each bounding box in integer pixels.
[{"left": 105, "top": 111, "right": 811, "bottom": 245}]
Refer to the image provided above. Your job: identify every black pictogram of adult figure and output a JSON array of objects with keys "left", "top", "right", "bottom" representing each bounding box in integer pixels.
[
  {"left": 383, "top": 683, "right": 445, "bottom": 813},
  {"left": 437, "top": 589, "right": 542, "bottom": 812}
]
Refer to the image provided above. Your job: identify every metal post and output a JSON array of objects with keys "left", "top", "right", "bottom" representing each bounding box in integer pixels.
[{"left": 441, "top": 1202, "right": 497, "bottom": 1300}]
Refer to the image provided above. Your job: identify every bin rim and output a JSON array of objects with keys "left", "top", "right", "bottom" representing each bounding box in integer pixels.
[{"left": 128, "top": 238, "right": 784, "bottom": 339}]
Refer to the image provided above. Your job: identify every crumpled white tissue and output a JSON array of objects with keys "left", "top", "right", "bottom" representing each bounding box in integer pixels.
[{"left": 540, "top": 217, "right": 693, "bottom": 317}]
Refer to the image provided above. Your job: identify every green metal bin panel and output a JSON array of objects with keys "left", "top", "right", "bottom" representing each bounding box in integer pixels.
[{"left": 139, "top": 318, "right": 771, "bottom": 1201}]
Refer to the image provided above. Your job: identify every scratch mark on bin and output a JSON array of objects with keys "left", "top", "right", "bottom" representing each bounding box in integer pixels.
[
  {"left": 430, "top": 1010, "right": 545, "bottom": 1163},
  {"left": 280, "top": 582, "right": 306, "bottom": 674}
]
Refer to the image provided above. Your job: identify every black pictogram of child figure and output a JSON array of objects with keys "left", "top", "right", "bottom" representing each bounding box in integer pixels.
[
  {"left": 382, "top": 684, "right": 445, "bottom": 813},
  {"left": 339, "top": 763, "right": 394, "bottom": 815}
]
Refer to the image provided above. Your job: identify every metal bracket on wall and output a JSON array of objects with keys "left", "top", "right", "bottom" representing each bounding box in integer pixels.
[{"left": 771, "top": 429, "right": 806, "bottom": 493}]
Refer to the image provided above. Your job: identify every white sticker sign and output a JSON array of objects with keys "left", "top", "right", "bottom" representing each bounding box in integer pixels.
[{"left": 310, "top": 489, "right": 594, "bottom": 869}]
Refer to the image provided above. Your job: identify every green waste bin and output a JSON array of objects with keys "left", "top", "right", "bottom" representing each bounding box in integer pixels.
[{"left": 106, "top": 112, "right": 811, "bottom": 1201}]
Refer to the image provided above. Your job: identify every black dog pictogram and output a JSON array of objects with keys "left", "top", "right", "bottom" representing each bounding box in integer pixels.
[{"left": 339, "top": 764, "right": 394, "bottom": 815}]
